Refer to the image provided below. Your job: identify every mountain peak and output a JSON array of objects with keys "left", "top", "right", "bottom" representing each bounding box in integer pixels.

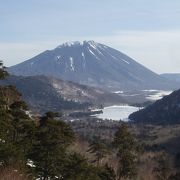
[
  {"left": 84, "top": 40, "right": 99, "bottom": 49},
  {"left": 84, "top": 40, "right": 97, "bottom": 45},
  {"left": 56, "top": 40, "right": 99, "bottom": 49},
  {"left": 56, "top": 41, "right": 83, "bottom": 48}
]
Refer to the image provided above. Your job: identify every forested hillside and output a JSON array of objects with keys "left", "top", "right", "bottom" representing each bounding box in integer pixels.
[
  {"left": 1, "top": 61, "right": 180, "bottom": 179},
  {"left": 0, "top": 75, "right": 125, "bottom": 114},
  {"left": 129, "top": 89, "right": 180, "bottom": 124}
]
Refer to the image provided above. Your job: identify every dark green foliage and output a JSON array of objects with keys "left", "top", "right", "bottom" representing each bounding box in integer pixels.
[
  {"left": 0, "top": 97, "right": 35, "bottom": 166},
  {"left": 28, "top": 112, "right": 75, "bottom": 179},
  {"left": 63, "top": 153, "right": 116, "bottom": 180},
  {"left": 0, "top": 60, "right": 8, "bottom": 80},
  {"left": 98, "top": 164, "right": 116, "bottom": 180},
  {"left": 0, "top": 61, "right": 35, "bottom": 166},
  {"left": 113, "top": 123, "right": 139, "bottom": 180},
  {"left": 62, "top": 153, "right": 89, "bottom": 179},
  {"left": 63, "top": 153, "right": 100, "bottom": 180},
  {"left": 88, "top": 140, "right": 110, "bottom": 166},
  {"left": 28, "top": 112, "right": 115, "bottom": 179}
]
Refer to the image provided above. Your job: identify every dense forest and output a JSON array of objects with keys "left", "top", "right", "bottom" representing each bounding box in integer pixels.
[{"left": 0, "top": 61, "right": 180, "bottom": 180}]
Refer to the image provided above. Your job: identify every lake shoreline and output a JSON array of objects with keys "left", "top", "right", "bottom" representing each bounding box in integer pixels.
[{"left": 93, "top": 105, "right": 142, "bottom": 121}]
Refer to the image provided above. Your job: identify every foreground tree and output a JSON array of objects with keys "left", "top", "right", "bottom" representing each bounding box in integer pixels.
[
  {"left": 98, "top": 164, "right": 116, "bottom": 180},
  {"left": 113, "top": 123, "right": 139, "bottom": 180},
  {"left": 63, "top": 152, "right": 116, "bottom": 180},
  {"left": 0, "top": 61, "right": 9, "bottom": 144},
  {"left": 0, "top": 60, "right": 8, "bottom": 79},
  {"left": 9, "top": 100, "right": 36, "bottom": 160},
  {"left": 0, "top": 61, "right": 30, "bottom": 166},
  {"left": 28, "top": 112, "right": 75, "bottom": 179},
  {"left": 88, "top": 140, "right": 110, "bottom": 166},
  {"left": 0, "top": 93, "right": 35, "bottom": 166}
]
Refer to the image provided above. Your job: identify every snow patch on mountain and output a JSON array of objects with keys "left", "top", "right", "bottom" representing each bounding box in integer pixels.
[
  {"left": 121, "top": 58, "right": 130, "bottom": 64},
  {"left": 88, "top": 47, "right": 100, "bottom": 60},
  {"left": 82, "top": 52, "right": 85, "bottom": 59},
  {"left": 82, "top": 52, "right": 86, "bottom": 69},
  {"left": 70, "top": 57, "right": 75, "bottom": 71},
  {"left": 56, "top": 55, "right": 61, "bottom": 60},
  {"left": 95, "top": 48, "right": 104, "bottom": 56},
  {"left": 89, "top": 43, "right": 97, "bottom": 50},
  {"left": 56, "top": 56, "right": 62, "bottom": 64},
  {"left": 114, "top": 91, "right": 124, "bottom": 94},
  {"left": 57, "top": 41, "right": 83, "bottom": 48}
]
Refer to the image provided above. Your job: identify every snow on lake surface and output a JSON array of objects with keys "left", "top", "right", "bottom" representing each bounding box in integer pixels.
[{"left": 94, "top": 105, "right": 141, "bottom": 121}]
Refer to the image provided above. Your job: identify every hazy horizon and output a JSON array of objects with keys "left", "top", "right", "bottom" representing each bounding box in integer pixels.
[{"left": 1, "top": 0, "right": 180, "bottom": 74}]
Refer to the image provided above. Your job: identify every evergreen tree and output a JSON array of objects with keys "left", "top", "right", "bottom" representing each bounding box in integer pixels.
[
  {"left": 0, "top": 61, "right": 16, "bottom": 165},
  {"left": 113, "top": 123, "right": 139, "bottom": 180},
  {"left": 88, "top": 140, "right": 110, "bottom": 166},
  {"left": 0, "top": 60, "right": 8, "bottom": 80},
  {"left": 63, "top": 153, "right": 116, "bottom": 180},
  {"left": 0, "top": 61, "right": 35, "bottom": 167},
  {"left": 98, "top": 164, "right": 116, "bottom": 180},
  {"left": 0, "top": 94, "right": 35, "bottom": 166},
  {"left": 62, "top": 152, "right": 99, "bottom": 180},
  {"left": 28, "top": 112, "right": 74, "bottom": 179},
  {"left": 0, "top": 60, "right": 9, "bottom": 141},
  {"left": 9, "top": 100, "right": 36, "bottom": 160}
]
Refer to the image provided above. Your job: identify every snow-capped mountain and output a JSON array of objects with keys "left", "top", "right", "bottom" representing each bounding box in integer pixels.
[{"left": 9, "top": 41, "right": 178, "bottom": 91}]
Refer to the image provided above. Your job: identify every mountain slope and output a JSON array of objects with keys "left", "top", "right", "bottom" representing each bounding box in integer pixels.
[
  {"left": 8, "top": 41, "right": 177, "bottom": 91},
  {"left": 129, "top": 89, "right": 180, "bottom": 124},
  {"left": 0, "top": 75, "right": 125, "bottom": 113},
  {"left": 161, "top": 73, "right": 180, "bottom": 83}
]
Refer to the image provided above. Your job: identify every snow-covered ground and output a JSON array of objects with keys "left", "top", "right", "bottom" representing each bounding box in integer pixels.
[
  {"left": 94, "top": 105, "right": 141, "bottom": 121},
  {"left": 114, "top": 89, "right": 172, "bottom": 102},
  {"left": 144, "top": 90, "right": 172, "bottom": 101},
  {"left": 92, "top": 90, "right": 172, "bottom": 121}
]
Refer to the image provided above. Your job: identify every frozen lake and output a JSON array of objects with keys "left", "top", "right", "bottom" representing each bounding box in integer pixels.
[{"left": 94, "top": 105, "right": 141, "bottom": 121}]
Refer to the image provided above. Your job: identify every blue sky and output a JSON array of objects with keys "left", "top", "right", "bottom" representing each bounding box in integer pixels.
[{"left": 1, "top": 0, "right": 180, "bottom": 73}]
